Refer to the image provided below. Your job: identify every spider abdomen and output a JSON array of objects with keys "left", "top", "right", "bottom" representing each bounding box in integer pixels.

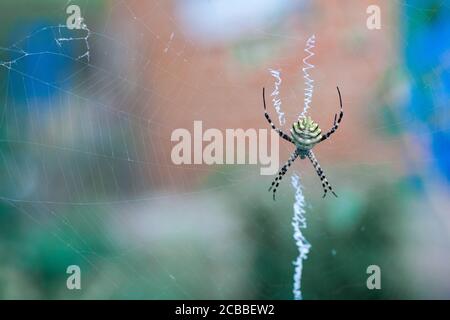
[{"left": 291, "top": 116, "right": 322, "bottom": 150}]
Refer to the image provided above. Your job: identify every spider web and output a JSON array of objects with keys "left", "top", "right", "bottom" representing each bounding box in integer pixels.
[{"left": 1, "top": 0, "right": 450, "bottom": 300}]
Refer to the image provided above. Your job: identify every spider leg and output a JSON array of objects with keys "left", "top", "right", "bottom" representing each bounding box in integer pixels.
[
  {"left": 307, "top": 151, "right": 337, "bottom": 198},
  {"left": 269, "top": 150, "right": 299, "bottom": 200},
  {"left": 320, "top": 86, "right": 344, "bottom": 143},
  {"left": 262, "top": 87, "right": 294, "bottom": 144}
]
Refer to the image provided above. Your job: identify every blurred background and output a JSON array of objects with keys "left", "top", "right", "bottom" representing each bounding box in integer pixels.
[{"left": 1, "top": 0, "right": 450, "bottom": 299}]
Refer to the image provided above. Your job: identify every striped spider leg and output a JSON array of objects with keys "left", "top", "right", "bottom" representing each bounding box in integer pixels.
[
  {"left": 268, "top": 150, "right": 299, "bottom": 200},
  {"left": 262, "top": 87, "right": 293, "bottom": 144},
  {"left": 307, "top": 150, "right": 337, "bottom": 198},
  {"left": 320, "top": 87, "right": 344, "bottom": 142}
]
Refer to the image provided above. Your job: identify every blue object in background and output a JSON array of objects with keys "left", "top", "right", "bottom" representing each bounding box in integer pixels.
[
  {"left": 7, "top": 21, "right": 76, "bottom": 109},
  {"left": 402, "top": 1, "right": 450, "bottom": 183}
]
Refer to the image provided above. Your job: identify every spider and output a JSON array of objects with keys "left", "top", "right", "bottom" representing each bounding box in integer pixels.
[{"left": 262, "top": 86, "right": 344, "bottom": 200}]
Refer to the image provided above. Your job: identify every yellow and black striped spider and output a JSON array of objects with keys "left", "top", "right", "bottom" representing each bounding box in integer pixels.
[{"left": 262, "top": 86, "right": 344, "bottom": 200}]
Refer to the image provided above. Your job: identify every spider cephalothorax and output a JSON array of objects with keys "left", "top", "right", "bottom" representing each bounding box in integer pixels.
[{"left": 262, "top": 86, "right": 343, "bottom": 200}]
